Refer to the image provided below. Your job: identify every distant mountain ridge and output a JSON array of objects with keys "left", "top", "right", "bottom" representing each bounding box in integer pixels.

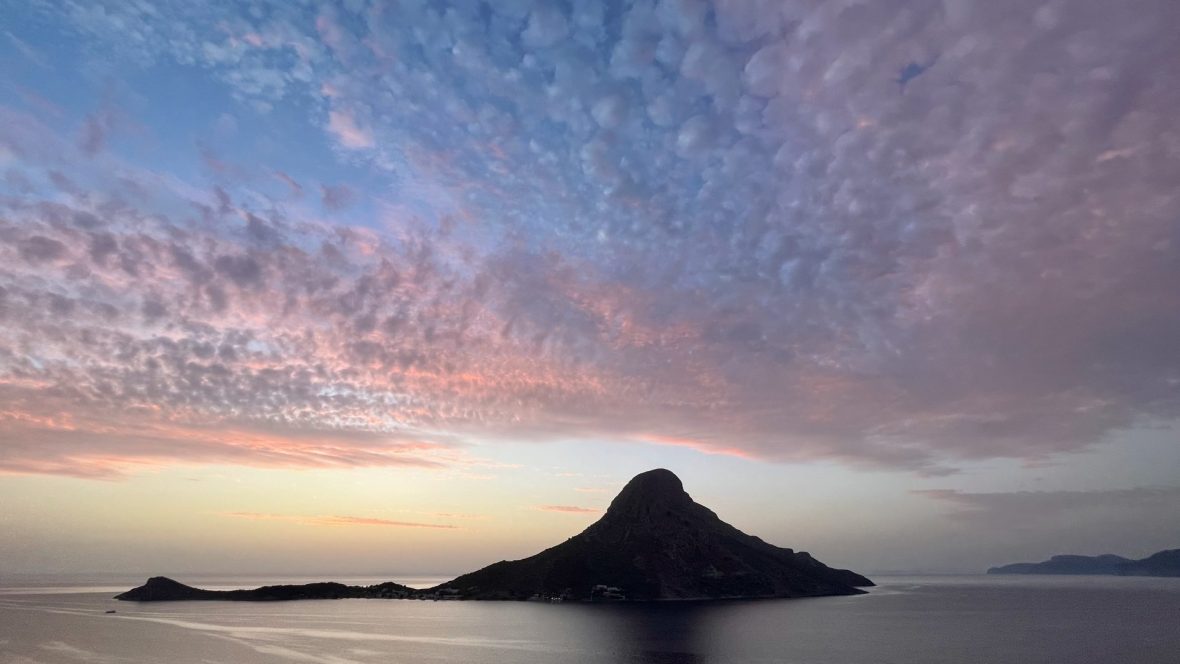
[
  {"left": 988, "top": 549, "right": 1180, "bottom": 576},
  {"left": 117, "top": 468, "right": 871, "bottom": 602}
]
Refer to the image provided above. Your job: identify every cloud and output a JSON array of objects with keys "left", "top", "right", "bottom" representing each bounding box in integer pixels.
[
  {"left": 0, "top": 411, "right": 463, "bottom": 480},
  {"left": 274, "top": 171, "right": 303, "bottom": 197},
  {"left": 221, "top": 512, "right": 459, "bottom": 529},
  {"left": 633, "top": 434, "right": 759, "bottom": 461},
  {"left": 210, "top": 251, "right": 265, "bottom": 286},
  {"left": 5, "top": 0, "right": 1180, "bottom": 480},
  {"left": 17, "top": 236, "right": 67, "bottom": 263},
  {"left": 522, "top": 5, "right": 569, "bottom": 49},
  {"left": 538, "top": 505, "right": 601, "bottom": 514},
  {"left": 5, "top": 30, "right": 50, "bottom": 68},
  {"left": 327, "top": 109, "right": 374, "bottom": 150},
  {"left": 78, "top": 106, "right": 118, "bottom": 156},
  {"left": 320, "top": 183, "right": 356, "bottom": 211}
]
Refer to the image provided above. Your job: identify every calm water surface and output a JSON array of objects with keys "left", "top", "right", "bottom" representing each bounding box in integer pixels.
[{"left": 1, "top": 575, "right": 1178, "bottom": 663}]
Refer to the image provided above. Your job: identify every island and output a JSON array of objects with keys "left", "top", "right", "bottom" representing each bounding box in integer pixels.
[
  {"left": 117, "top": 468, "right": 872, "bottom": 602},
  {"left": 115, "top": 577, "right": 418, "bottom": 601},
  {"left": 987, "top": 549, "right": 1180, "bottom": 576}
]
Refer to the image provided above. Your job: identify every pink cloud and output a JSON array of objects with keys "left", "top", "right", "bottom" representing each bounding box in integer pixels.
[
  {"left": 0, "top": 406, "right": 465, "bottom": 480},
  {"left": 634, "top": 433, "right": 760, "bottom": 460},
  {"left": 327, "top": 109, "right": 374, "bottom": 149},
  {"left": 221, "top": 512, "right": 458, "bottom": 529},
  {"left": 273, "top": 171, "right": 303, "bottom": 197},
  {"left": 4, "top": 53, "right": 1179, "bottom": 487}
]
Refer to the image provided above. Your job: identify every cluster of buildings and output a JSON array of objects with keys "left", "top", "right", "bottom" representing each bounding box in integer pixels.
[{"left": 591, "top": 584, "right": 626, "bottom": 600}]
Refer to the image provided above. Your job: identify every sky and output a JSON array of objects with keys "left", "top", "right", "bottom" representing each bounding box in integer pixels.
[{"left": 1, "top": 0, "right": 1178, "bottom": 579}]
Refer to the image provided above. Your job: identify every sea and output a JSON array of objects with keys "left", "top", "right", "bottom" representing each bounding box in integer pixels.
[{"left": 1, "top": 575, "right": 1178, "bottom": 663}]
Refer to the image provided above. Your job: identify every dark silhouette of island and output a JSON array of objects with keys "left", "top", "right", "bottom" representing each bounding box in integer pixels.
[
  {"left": 116, "top": 576, "right": 417, "bottom": 601},
  {"left": 987, "top": 549, "right": 1180, "bottom": 576},
  {"left": 435, "top": 468, "right": 872, "bottom": 600},
  {"left": 117, "top": 468, "right": 872, "bottom": 602}
]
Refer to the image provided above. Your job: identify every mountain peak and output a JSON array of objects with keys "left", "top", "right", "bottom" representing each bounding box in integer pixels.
[
  {"left": 625, "top": 467, "right": 683, "bottom": 491},
  {"left": 606, "top": 468, "right": 689, "bottom": 511},
  {"left": 439, "top": 468, "right": 873, "bottom": 600}
]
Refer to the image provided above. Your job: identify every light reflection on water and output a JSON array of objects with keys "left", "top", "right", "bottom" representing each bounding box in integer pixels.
[{"left": 2, "top": 576, "right": 1179, "bottom": 663}]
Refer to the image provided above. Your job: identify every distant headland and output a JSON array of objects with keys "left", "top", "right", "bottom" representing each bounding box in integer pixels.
[
  {"left": 117, "top": 468, "right": 873, "bottom": 603},
  {"left": 987, "top": 549, "right": 1180, "bottom": 577}
]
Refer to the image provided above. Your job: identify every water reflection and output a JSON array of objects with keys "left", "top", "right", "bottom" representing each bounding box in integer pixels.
[{"left": 567, "top": 602, "right": 721, "bottom": 664}]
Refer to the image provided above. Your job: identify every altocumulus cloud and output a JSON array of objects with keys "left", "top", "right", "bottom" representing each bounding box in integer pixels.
[{"left": 2, "top": 0, "right": 1179, "bottom": 478}]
